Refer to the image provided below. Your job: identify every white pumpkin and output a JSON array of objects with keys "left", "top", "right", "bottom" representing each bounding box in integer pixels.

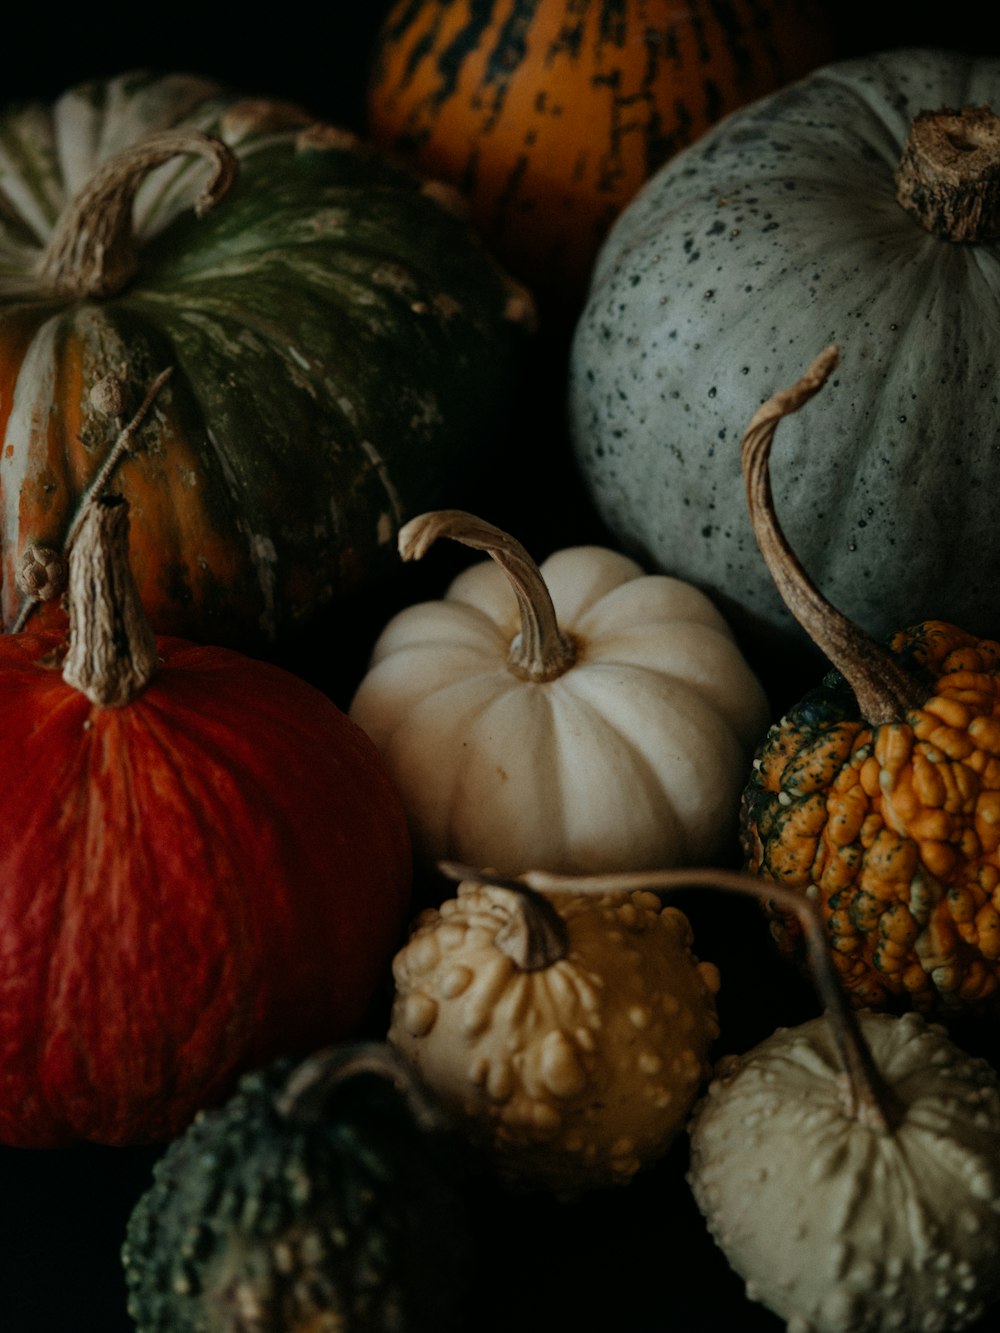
[{"left": 349, "top": 509, "right": 769, "bottom": 876}]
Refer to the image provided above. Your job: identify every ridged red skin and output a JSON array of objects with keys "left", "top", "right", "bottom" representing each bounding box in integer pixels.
[{"left": 0, "top": 631, "right": 412, "bottom": 1148}]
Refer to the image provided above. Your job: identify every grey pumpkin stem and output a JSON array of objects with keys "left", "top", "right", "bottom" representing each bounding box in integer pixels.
[
  {"left": 441, "top": 860, "right": 902, "bottom": 1135},
  {"left": 895, "top": 105, "right": 1000, "bottom": 243},
  {"left": 398, "top": 509, "right": 577, "bottom": 682},
  {"left": 40, "top": 128, "right": 239, "bottom": 299},
  {"left": 741, "top": 346, "right": 925, "bottom": 726}
]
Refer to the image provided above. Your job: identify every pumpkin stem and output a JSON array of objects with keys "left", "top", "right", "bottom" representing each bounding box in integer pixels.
[
  {"left": 10, "top": 366, "right": 173, "bottom": 634},
  {"left": 398, "top": 510, "right": 577, "bottom": 682},
  {"left": 275, "top": 1041, "right": 450, "bottom": 1135},
  {"left": 39, "top": 129, "right": 239, "bottom": 298},
  {"left": 442, "top": 861, "right": 903, "bottom": 1135},
  {"left": 895, "top": 105, "right": 1000, "bottom": 243},
  {"left": 62, "top": 495, "right": 159, "bottom": 707},
  {"left": 742, "top": 347, "right": 925, "bottom": 725},
  {"left": 438, "top": 861, "right": 570, "bottom": 970}
]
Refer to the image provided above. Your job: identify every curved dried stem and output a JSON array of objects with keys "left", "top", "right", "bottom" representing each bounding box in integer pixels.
[
  {"left": 742, "top": 347, "right": 925, "bottom": 724},
  {"left": 441, "top": 860, "right": 902, "bottom": 1135},
  {"left": 40, "top": 129, "right": 238, "bottom": 298},
  {"left": 398, "top": 509, "right": 576, "bottom": 681}
]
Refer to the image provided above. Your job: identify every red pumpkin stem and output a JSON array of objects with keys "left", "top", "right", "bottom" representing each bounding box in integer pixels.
[
  {"left": 742, "top": 347, "right": 925, "bottom": 726},
  {"left": 11, "top": 366, "right": 173, "bottom": 634},
  {"left": 61, "top": 495, "right": 159, "bottom": 707},
  {"left": 895, "top": 105, "right": 1000, "bottom": 243},
  {"left": 40, "top": 129, "right": 239, "bottom": 299},
  {"left": 398, "top": 510, "right": 577, "bottom": 682},
  {"left": 441, "top": 860, "right": 902, "bottom": 1135}
]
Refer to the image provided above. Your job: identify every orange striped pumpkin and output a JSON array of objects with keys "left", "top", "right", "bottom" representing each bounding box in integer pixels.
[{"left": 365, "top": 0, "right": 833, "bottom": 312}]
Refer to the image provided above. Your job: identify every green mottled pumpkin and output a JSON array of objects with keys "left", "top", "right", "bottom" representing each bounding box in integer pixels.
[
  {"left": 122, "top": 1044, "right": 473, "bottom": 1333},
  {"left": 0, "top": 70, "right": 533, "bottom": 650},
  {"left": 569, "top": 48, "right": 1000, "bottom": 655}
]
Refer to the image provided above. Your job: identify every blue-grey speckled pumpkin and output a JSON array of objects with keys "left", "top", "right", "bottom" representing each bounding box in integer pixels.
[{"left": 568, "top": 48, "right": 1000, "bottom": 655}]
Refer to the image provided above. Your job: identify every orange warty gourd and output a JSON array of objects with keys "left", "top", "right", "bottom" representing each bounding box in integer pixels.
[{"left": 365, "top": 0, "right": 833, "bottom": 308}]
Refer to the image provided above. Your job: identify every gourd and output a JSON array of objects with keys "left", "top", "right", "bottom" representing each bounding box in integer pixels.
[
  {"left": 493, "top": 863, "right": 1000, "bottom": 1333},
  {"left": 0, "top": 69, "right": 533, "bottom": 650},
  {"left": 0, "top": 479, "right": 412, "bottom": 1148},
  {"left": 387, "top": 864, "right": 720, "bottom": 1193},
  {"left": 569, "top": 47, "right": 1000, "bottom": 655},
  {"left": 365, "top": 0, "right": 832, "bottom": 311},
  {"left": 739, "top": 347, "right": 1000, "bottom": 1014},
  {"left": 348, "top": 508, "right": 769, "bottom": 876},
  {"left": 122, "top": 1042, "right": 473, "bottom": 1333}
]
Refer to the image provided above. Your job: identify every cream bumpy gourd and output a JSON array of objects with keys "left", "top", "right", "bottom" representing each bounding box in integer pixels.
[
  {"left": 502, "top": 864, "right": 1000, "bottom": 1333},
  {"left": 387, "top": 867, "right": 721, "bottom": 1195},
  {"left": 349, "top": 509, "right": 769, "bottom": 876}
]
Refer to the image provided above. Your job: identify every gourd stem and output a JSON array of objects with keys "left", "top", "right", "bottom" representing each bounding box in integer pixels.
[
  {"left": 62, "top": 495, "right": 159, "bottom": 707},
  {"left": 441, "top": 860, "right": 903, "bottom": 1134},
  {"left": 398, "top": 510, "right": 577, "bottom": 681},
  {"left": 895, "top": 105, "right": 1000, "bottom": 243},
  {"left": 275, "top": 1041, "right": 449, "bottom": 1135},
  {"left": 39, "top": 129, "right": 239, "bottom": 298},
  {"left": 742, "top": 347, "right": 925, "bottom": 726},
  {"left": 493, "top": 882, "right": 571, "bottom": 970}
]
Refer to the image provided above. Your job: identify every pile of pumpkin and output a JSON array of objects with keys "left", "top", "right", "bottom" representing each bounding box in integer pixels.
[{"left": 3, "top": 10, "right": 1000, "bottom": 1333}]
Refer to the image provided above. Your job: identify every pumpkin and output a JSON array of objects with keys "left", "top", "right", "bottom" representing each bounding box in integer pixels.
[
  {"left": 497, "top": 862, "right": 1000, "bottom": 1332},
  {"left": 739, "top": 347, "right": 1000, "bottom": 1014},
  {"left": 0, "top": 488, "right": 412, "bottom": 1148},
  {"left": 568, "top": 47, "right": 1000, "bottom": 656},
  {"left": 122, "top": 1043, "right": 473, "bottom": 1333},
  {"left": 348, "top": 508, "right": 769, "bottom": 877},
  {"left": 0, "top": 69, "right": 534, "bottom": 651},
  {"left": 387, "top": 865, "right": 720, "bottom": 1194},
  {"left": 365, "top": 0, "right": 833, "bottom": 311}
]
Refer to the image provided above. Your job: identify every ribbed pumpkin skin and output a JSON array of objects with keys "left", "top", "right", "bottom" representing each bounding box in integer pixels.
[
  {"left": 569, "top": 48, "right": 1000, "bottom": 655},
  {"left": 0, "top": 630, "right": 412, "bottom": 1147},
  {"left": 365, "top": 0, "right": 832, "bottom": 305},
  {"left": 0, "top": 71, "right": 531, "bottom": 649},
  {"left": 741, "top": 620, "right": 1000, "bottom": 1016}
]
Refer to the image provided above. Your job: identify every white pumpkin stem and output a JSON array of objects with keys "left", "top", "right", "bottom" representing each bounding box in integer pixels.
[
  {"left": 62, "top": 495, "right": 159, "bottom": 707},
  {"left": 441, "top": 860, "right": 903, "bottom": 1135},
  {"left": 40, "top": 129, "right": 239, "bottom": 298},
  {"left": 895, "top": 105, "right": 1000, "bottom": 243},
  {"left": 742, "top": 346, "right": 925, "bottom": 726},
  {"left": 398, "top": 509, "right": 577, "bottom": 681}
]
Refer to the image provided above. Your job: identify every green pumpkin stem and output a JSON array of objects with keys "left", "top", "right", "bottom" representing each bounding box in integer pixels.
[
  {"left": 398, "top": 510, "right": 577, "bottom": 682},
  {"left": 275, "top": 1041, "right": 449, "bottom": 1135},
  {"left": 742, "top": 346, "right": 925, "bottom": 725},
  {"left": 895, "top": 105, "right": 1000, "bottom": 243},
  {"left": 61, "top": 495, "right": 159, "bottom": 707},
  {"left": 40, "top": 129, "right": 239, "bottom": 299},
  {"left": 442, "top": 860, "right": 903, "bottom": 1135}
]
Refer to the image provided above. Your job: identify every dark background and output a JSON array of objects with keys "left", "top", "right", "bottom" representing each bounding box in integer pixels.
[{"left": 2, "top": 6, "right": 996, "bottom": 1333}]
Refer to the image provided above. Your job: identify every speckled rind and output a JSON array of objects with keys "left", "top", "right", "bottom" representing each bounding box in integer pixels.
[
  {"left": 568, "top": 48, "right": 1000, "bottom": 654},
  {"left": 388, "top": 882, "right": 721, "bottom": 1194},
  {"left": 688, "top": 1010, "right": 1000, "bottom": 1333}
]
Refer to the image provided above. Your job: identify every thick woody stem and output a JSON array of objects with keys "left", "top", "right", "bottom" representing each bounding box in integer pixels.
[
  {"left": 62, "top": 495, "right": 159, "bottom": 707},
  {"left": 40, "top": 129, "right": 239, "bottom": 298},
  {"left": 895, "top": 105, "right": 1000, "bottom": 243},
  {"left": 398, "top": 510, "right": 577, "bottom": 682},
  {"left": 441, "top": 861, "right": 901, "bottom": 1134},
  {"left": 742, "top": 346, "right": 925, "bottom": 725}
]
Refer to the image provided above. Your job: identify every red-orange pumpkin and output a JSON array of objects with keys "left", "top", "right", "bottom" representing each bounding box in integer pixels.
[
  {"left": 365, "top": 0, "right": 833, "bottom": 310},
  {"left": 0, "top": 496, "right": 412, "bottom": 1148}
]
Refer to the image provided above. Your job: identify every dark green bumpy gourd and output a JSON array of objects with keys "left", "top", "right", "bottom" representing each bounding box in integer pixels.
[{"left": 122, "top": 1043, "right": 473, "bottom": 1332}]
